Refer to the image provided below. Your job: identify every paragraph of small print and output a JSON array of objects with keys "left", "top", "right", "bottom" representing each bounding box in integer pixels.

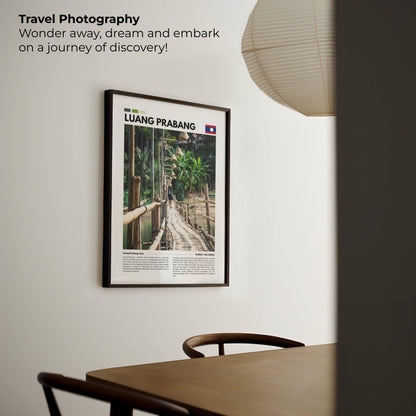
[
  {"left": 172, "top": 256, "right": 215, "bottom": 277},
  {"left": 123, "top": 255, "right": 169, "bottom": 272}
]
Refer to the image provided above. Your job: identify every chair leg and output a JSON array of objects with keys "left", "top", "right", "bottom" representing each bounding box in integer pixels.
[
  {"left": 110, "top": 403, "right": 133, "bottom": 416},
  {"left": 42, "top": 386, "right": 61, "bottom": 416},
  {"left": 219, "top": 343, "right": 225, "bottom": 355}
]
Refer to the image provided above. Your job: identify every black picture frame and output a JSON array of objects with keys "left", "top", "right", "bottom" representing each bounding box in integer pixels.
[{"left": 103, "top": 90, "right": 230, "bottom": 287}]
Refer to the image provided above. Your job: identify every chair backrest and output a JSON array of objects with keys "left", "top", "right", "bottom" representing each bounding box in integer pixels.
[
  {"left": 182, "top": 332, "right": 305, "bottom": 358},
  {"left": 37, "top": 372, "right": 190, "bottom": 416}
]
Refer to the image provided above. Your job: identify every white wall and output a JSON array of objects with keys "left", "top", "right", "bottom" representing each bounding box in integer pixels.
[{"left": 0, "top": 1, "right": 336, "bottom": 415}]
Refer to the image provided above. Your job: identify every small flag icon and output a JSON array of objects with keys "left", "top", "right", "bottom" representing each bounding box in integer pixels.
[{"left": 205, "top": 125, "right": 216, "bottom": 134}]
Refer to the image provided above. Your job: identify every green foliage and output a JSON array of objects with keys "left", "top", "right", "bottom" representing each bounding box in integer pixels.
[
  {"left": 174, "top": 150, "right": 210, "bottom": 194},
  {"left": 135, "top": 147, "right": 151, "bottom": 196},
  {"left": 193, "top": 136, "right": 216, "bottom": 186},
  {"left": 124, "top": 124, "right": 160, "bottom": 205},
  {"left": 123, "top": 152, "right": 129, "bottom": 207},
  {"left": 175, "top": 181, "right": 185, "bottom": 201},
  {"left": 124, "top": 126, "right": 215, "bottom": 205}
]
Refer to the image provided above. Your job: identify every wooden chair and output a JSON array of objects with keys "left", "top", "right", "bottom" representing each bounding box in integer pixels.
[
  {"left": 182, "top": 332, "right": 305, "bottom": 358},
  {"left": 37, "top": 372, "right": 190, "bottom": 416}
]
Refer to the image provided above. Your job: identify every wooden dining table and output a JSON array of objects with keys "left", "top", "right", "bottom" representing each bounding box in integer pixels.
[{"left": 86, "top": 343, "right": 335, "bottom": 416}]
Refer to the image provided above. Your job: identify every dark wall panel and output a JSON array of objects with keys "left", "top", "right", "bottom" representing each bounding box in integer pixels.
[{"left": 336, "top": 1, "right": 416, "bottom": 415}]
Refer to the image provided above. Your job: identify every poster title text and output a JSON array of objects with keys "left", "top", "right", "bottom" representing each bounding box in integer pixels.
[{"left": 125, "top": 113, "right": 196, "bottom": 130}]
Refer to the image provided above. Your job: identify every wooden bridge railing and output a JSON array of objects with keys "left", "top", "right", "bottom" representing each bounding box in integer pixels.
[
  {"left": 149, "top": 218, "right": 166, "bottom": 250},
  {"left": 124, "top": 195, "right": 166, "bottom": 251},
  {"left": 124, "top": 124, "right": 169, "bottom": 251},
  {"left": 176, "top": 184, "right": 216, "bottom": 248},
  {"left": 123, "top": 201, "right": 161, "bottom": 226}
]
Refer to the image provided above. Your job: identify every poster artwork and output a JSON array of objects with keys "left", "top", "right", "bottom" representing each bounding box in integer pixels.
[{"left": 103, "top": 90, "right": 230, "bottom": 287}]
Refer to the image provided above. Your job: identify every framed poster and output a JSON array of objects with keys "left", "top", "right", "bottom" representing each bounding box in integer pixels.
[{"left": 103, "top": 90, "right": 230, "bottom": 287}]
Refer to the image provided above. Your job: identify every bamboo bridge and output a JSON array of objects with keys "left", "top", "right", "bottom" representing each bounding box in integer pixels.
[{"left": 167, "top": 202, "right": 211, "bottom": 251}]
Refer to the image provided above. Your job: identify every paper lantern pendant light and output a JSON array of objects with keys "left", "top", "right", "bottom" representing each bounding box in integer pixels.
[{"left": 242, "top": 0, "right": 335, "bottom": 116}]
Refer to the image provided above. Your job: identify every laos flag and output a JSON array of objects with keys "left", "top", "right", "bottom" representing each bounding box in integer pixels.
[{"left": 205, "top": 125, "right": 216, "bottom": 135}]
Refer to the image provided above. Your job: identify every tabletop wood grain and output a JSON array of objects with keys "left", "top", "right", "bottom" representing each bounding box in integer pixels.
[{"left": 86, "top": 343, "right": 335, "bottom": 416}]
